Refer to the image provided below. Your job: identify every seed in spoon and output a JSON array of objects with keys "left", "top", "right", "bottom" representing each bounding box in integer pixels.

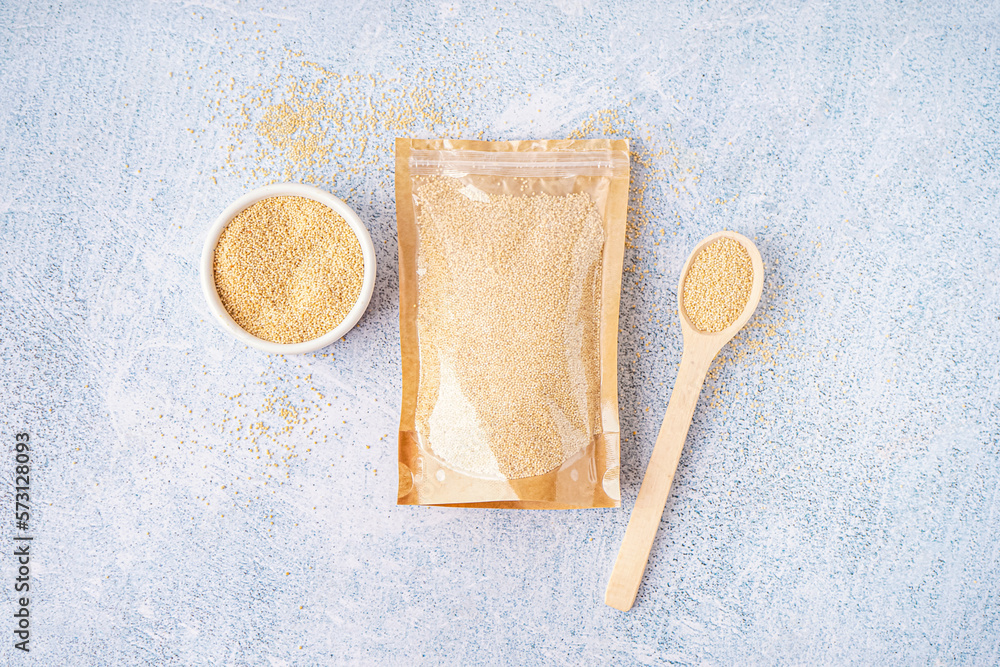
[{"left": 682, "top": 237, "right": 754, "bottom": 333}]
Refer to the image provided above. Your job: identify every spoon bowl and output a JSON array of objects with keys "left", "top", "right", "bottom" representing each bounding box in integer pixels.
[
  {"left": 677, "top": 230, "right": 765, "bottom": 358},
  {"left": 605, "top": 230, "right": 763, "bottom": 612}
]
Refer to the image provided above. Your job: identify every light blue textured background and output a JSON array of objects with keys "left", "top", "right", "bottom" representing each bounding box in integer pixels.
[{"left": 2, "top": 1, "right": 999, "bottom": 665}]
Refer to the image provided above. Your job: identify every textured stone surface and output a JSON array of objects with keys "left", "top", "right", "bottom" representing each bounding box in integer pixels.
[{"left": 1, "top": 1, "right": 998, "bottom": 664}]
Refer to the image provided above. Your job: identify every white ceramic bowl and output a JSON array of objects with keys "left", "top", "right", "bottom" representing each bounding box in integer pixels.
[{"left": 200, "top": 183, "right": 376, "bottom": 354}]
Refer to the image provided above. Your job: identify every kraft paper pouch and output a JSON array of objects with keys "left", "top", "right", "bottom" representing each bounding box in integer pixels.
[{"left": 396, "top": 138, "right": 629, "bottom": 508}]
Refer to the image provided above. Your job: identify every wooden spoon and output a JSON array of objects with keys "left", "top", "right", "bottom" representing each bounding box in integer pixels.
[{"left": 605, "top": 230, "right": 764, "bottom": 612}]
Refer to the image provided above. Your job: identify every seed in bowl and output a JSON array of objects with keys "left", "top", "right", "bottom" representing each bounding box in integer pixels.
[{"left": 212, "top": 195, "right": 364, "bottom": 344}]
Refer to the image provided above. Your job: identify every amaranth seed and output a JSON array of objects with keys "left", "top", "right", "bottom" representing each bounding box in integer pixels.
[
  {"left": 413, "top": 176, "right": 604, "bottom": 480},
  {"left": 213, "top": 195, "right": 363, "bottom": 344},
  {"left": 682, "top": 236, "right": 753, "bottom": 333}
]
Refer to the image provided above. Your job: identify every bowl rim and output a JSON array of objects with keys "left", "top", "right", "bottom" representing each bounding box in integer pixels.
[{"left": 199, "top": 183, "right": 377, "bottom": 354}]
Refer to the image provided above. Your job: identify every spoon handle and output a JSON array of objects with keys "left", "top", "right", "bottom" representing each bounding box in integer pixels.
[{"left": 605, "top": 345, "right": 714, "bottom": 611}]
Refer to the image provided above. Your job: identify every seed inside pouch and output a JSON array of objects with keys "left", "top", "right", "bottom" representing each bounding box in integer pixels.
[
  {"left": 396, "top": 138, "right": 630, "bottom": 508},
  {"left": 414, "top": 176, "right": 604, "bottom": 479}
]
